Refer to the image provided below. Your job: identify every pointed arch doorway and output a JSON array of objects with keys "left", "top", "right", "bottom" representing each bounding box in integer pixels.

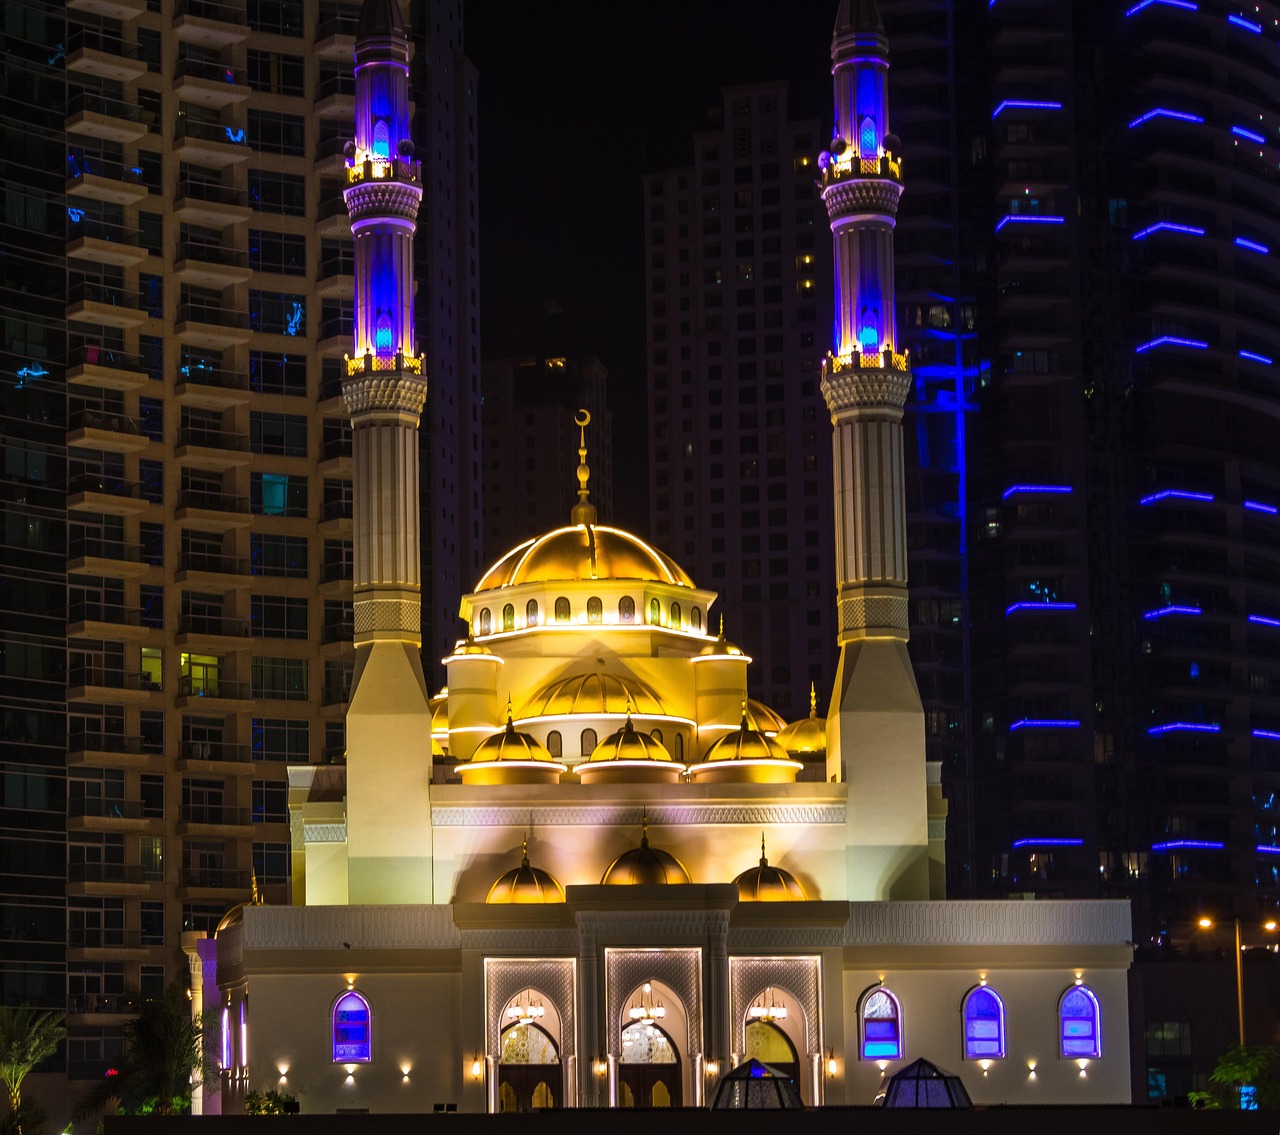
[
  {"left": 498, "top": 1021, "right": 561, "bottom": 1112},
  {"left": 618, "top": 1020, "right": 682, "bottom": 1108},
  {"left": 744, "top": 1019, "right": 799, "bottom": 1085}
]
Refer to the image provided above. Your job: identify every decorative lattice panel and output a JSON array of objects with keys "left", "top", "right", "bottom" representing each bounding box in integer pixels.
[
  {"left": 483, "top": 957, "right": 576, "bottom": 1060},
  {"left": 728, "top": 955, "right": 821, "bottom": 1054},
  {"left": 604, "top": 948, "right": 702, "bottom": 1055}
]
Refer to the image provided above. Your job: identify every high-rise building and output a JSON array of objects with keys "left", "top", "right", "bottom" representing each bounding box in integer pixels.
[
  {"left": 0, "top": 0, "right": 476, "bottom": 1089},
  {"left": 878, "top": 0, "right": 1280, "bottom": 948},
  {"left": 643, "top": 84, "right": 835, "bottom": 723}
]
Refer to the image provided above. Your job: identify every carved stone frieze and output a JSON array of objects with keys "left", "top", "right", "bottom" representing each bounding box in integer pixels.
[
  {"left": 838, "top": 594, "right": 909, "bottom": 635},
  {"left": 430, "top": 803, "right": 846, "bottom": 827},
  {"left": 303, "top": 822, "right": 347, "bottom": 844},
  {"left": 240, "top": 904, "right": 461, "bottom": 950},
  {"left": 821, "top": 178, "right": 903, "bottom": 221},
  {"left": 821, "top": 367, "right": 912, "bottom": 412},
  {"left": 353, "top": 597, "right": 421, "bottom": 634},
  {"left": 843, "top": 900, "right": 1133, "bottom": 946},
  {"left": 728, "top": 955, "right": 822, "bottom": 1054},
  {"left": 341, "top": 372, "right": 427, "bottom": 419},
  {"left": 342, "top": 180, "right": 423, "bottom": 222},
  {"left": 483, "top": 957, "right": 576, "bottom": 1058}
]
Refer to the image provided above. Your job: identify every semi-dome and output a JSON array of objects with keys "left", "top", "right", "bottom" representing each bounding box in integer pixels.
[
  {"left": 602, "top": 820, "right": 692, "bottom": 885},
  {"left": 521, "top": 671, "right": 666, "bottom": 719},
  {"left": 734, "top": 837, "right": 807, "bottom": 901},
  {"left": 474, "top": 524, "right": 694, "bottom": 592},
  {"left": 578, "top": 714, "right": 683, "bottom": 785},
  {"left": 458, "top": 706, "right": 566, "bottom": 786},
  {"left": 688, "top": 705, "right": 803, "bottom": 784},
  {"left": 775, "top": 684, "right": 827, "bottom": 756},
  {"left": 486, "top": 841, "right": 565, "bottom": 904}
]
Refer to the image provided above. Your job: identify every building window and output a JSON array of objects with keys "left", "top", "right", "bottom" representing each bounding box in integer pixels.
[
  {"left": 502, "top": 604, "right": 515, "bottom": 632},
  {"left": 252, "top": 718, "right": 308, "bottom": 762},
  {"left": 332, "top": 990, "right": 371, "bottom": 1063},
  {"left": 525, "top": 599, "right": 539, "bottom": 627},
  {"left": 860, "top": 987, "right": 902, "bottom": 1060},
  {"left": 1059, "top": 985, "right": 1101, "bottom": 1058},
  {"left": 670, "top": 602, "right": 681, "bottom": 629},
  {"left": 580, "top": 729, "right": 597, "bottom": 756},
  {"left": 251, "top": 472, "right": 307, "bottom": 517},
  {"left": 479, "top": 608, "right": 492, "bottom": 635},
  {"left": 691, "top": 607, "right": 702, "bottom": 632},
  {"left": 674, "top": 734, "right": 684, "bottom": 762},
  {"left": 546, "top": 731, "right": 562, "bottom": 758},
  {"left": 619, "top": 596, "right": 635, "bottom": 623},
  {"left": 554, "top": 597, "right": 571, "bottom": 622},
  {"left": 251, "top": 595, "right": 308, "bottom": 639},
  {"left": 648, "top": 598, "right": 661, "bottom": 625},
  {"left": 250, "top": 410, "right": 308, "bottom": 456},
  {"left": 651, "top": 729, "right": 663, "bottom": 746},
  {"left": 587, "top": 597, "right": 602, "bottom": 624},
  {"left": 962, "top": 986, "right": 1005, "bottom": 1060},
  {"left": 250, "top": 533, "right": 308, "bottom": 578},
  {"left": 251, "top": 657, "right": 308, "bottom": 701}
]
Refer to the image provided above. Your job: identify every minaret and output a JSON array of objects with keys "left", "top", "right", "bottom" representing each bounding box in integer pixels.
[
  {"left": 819, "top": 0, "right": 930, "bottom": 899},
  {"left": 341, "top": 0, "right": 434, "bottom": 903}
]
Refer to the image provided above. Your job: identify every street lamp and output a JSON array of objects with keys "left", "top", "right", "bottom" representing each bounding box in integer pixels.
[{"left": 1196, "top": 917, "right": 1279, "bottom": 1045}]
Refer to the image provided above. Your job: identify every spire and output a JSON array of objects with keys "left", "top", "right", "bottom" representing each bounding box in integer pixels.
[
  {"left": 570, "top": 408, "right": 597, "bottom": 525},
  {"left": 760, "top": 831, "right": 769, "bottom": 867},
  {"left": 834, "top": 0, "right": 884, "bottom": 35},
  {"left": 809, "top": 682, "right": 818, "bottom": 718},
  {"left": 356, "top": 0, "right": 407, "bottom": 40}
]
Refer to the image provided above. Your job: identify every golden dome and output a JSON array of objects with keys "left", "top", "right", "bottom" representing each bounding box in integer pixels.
[
  {"left": 734, "top": 836, "right": 807, "bottom": 901},
  {"left": 696, "top": 617, "right": 748, "bottom": 658},
  {"left": 602, "top": 820, "right": 692, "bottom": 885},
  {"left": 579, "top": 714, "right": 682, "bottom": 785},
  {"left": 587, "top": 716, "right": 673, "bottom": 763},
  {"left": 458, "top": 705, "right": 566, "bottom": 786},
  {"left": 449, "top": 635, "right": 494, "bottom": 657},
  {"left": 745, "top": 698, "right": 788, "bottom": 736},
  {"left": 521, "top": 671, "right": 665, "bottom": 719},
  {"left": 775, "top": 684, "right": 827, "bottom": 755},
  {"left": 487, "top": 841, "right": 565, "bottom": 904},
  {"left": 689, "top": 705, "right": 802, "bottom": 784},
  {"left": 474, "top": 524, "right": 694, "bottom": 592},
  {"left": 429, "top": 687, "right": 449, "bottom": 755}
]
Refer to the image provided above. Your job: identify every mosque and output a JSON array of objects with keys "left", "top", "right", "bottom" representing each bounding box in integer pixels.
[{"left": 192, "top": 0, "right": 1134, "bottom": 1114}]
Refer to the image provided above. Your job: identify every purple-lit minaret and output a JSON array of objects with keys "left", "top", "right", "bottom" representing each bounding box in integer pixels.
[
  {"left": 820, "top": 0, "right": 932, "bottom": 899},
  {"left": 341, "top": 0, "right": 434, "bottom": 903}
]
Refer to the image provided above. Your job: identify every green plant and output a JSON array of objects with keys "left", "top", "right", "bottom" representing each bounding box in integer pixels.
[
  {"left": 1188, "top": 1044, "right": 1280, "bottom": 1109},
  {"left": 243, "top": 1090, "right": 298, "bottom": 1115},
  {"left": 0, "top": 1005, "right": 65, "bottom": 1135},
  {"left": 0, "top": 1099, "right": 47, "bottom": 1135}
]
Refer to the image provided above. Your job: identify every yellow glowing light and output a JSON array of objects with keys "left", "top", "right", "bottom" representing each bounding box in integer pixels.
[
  {"left": 706, "top": 1061, "right": 719, "bottom": 1076},
  {"left": 470, "top": 1053, "right": 483, "bottom": 1080},
  {"left": 1198, "top": 917, "right": 1213, "bottom": 929},
  {"left": 877, "top": 1060, "right": 888, "bottom": 1073},
  {"left": 1266, "top": 920, "right": 1278, "bottom": 932},
  {"left": 277, "top": 1062, "right": 289, "bottom": 1076},
  {"left": 979, "top": 1059, "right": 991, "bottom": 1076},
  {"left": 400, "top": 1062, "right": 412, "bottom": 1077}
]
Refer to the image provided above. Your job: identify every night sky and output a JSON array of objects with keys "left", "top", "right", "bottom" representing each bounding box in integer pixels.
[{"left": 463, "top": 2, "right": 837, "bottom": 529}]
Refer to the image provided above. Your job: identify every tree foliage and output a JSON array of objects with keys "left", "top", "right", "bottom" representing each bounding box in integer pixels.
[
  {"left": 1188, "top": 1045, "right": 1280, "bottom": 1109},
  {"left": 243, "top": 1090, "right": 298, "bottom": 1115},
  {"left": 0, "top": 1004, "right": 65, "bottom": 1132}
]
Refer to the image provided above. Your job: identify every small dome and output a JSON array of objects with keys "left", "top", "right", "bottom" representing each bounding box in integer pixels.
[
  {"left": 458, "top": 705, "right": 565, "bottom": 786},
  {"left": 702, "top": 721, "right": 792, "bottom": 764},
  {"left": 587, "top": 716, "right": 673, "bottom": 763},
  {"left": 734, "top": 837, "right": 807, "bottom": 902},
  {"left": 470, "top": 718, "right": 555, "bottom": 764},
  {"left": 689, "top": 705, "right": 802, "bottom": 784},
  {"left": 602, "top": 822, "right": 692, "bottom": 885},
  {"left": 745, "top": 699, "right": 788, "bottom": 736},
  {"left": 580, "top": 714, "right": 683, "bottom": 785},
  {"left": 474, "top": 524, "right": 694, "bottom": 591},
  {"left": 522, "top": 671, "right": 665, "bottom": 719},
  {"left": 697, "top": 619, "right": 748, "bottom": 658},
  {"left": 487, "top": 843, "right": 565, "bottom": 904},
  {"left": 775, "top": 685, "right": 826, "bottom": 755},
  {"left": 448, "top": 635, "right": 494, "bottom": 657}
]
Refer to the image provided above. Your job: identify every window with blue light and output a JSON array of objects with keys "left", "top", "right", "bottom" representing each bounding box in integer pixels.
[
  {"left": 860, "top": 987, "right": 902, "bottom": 1060},
  {"left": 332, "top": 990, "right": 371, "bottom": 1062},
  {"left": 963, "top": 986, "right": 1005, "bottom": 1060},
  {"left": 251, "top": 472, "right": 307, "bottom": 517},
  {"left": 1059, "top": 986, "right": 1101, "bottom": 1058}
]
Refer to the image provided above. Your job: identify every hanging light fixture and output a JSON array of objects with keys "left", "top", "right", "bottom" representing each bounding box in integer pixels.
[
  {"left": 506, "top": 990, "right": 544, "bottom": 1026},
  {"left": 746, "top": 986, "right": 788, "bottom": 1023},
  {"left": 627, "top": 982, "right": 666, "bottom": 1026}
]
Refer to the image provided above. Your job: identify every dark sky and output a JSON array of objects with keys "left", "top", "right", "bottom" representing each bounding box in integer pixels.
[{"left": 463, "top": 2, "right": 836, "bottom": 528}]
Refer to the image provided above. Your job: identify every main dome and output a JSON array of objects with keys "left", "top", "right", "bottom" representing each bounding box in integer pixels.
[{"left": 474, "top": 524, "right": 694, "bottom": 592}]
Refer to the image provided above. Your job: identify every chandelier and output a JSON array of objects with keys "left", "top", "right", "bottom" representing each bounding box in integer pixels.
[
  {"left": 747, "top": 987, "right": 788, "bottom": 1023},
  {"left": 506, "top": 990, "right": 544, "bottom": 1026},
  {"left": 628, "top": 982, "right": 666, "bottom": 1027}
]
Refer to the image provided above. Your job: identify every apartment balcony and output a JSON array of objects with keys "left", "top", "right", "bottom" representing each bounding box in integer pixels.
[
  {"left": 67, "top": 536, "right": 151, "bottom": 580},
  {"left": 176, "top": 613, "right": 251, "bottom": 649},
  {"left": 317, "top": 317, "right": 353, "bottom": 358},
  {"left": 66, "top": 472, "right": 151, "bottom": 516},
  {"left": 317, "top": 436, "right": 352, "bottom": 476},
  {"left": 320, "top": 620, "right": 353, "bottom": 656},
  {"left": 66, "top": 863, "right": 153, "bottom": 898},
  {"left": 314, "top": 12, "right": 358, "bottom": 59},
  {"left": 67, "top": 928, "right": 152, "bottom": 963},
  {"left": 66, "top": 28, "right": 146, "bottom": 82},
  {"left": 175, "top": 56, "right": 249, "bottom": 108},
  {"left": 176, "top": 675, "right": 255, "bottom": 711},
  {"left": 66, "top": 407, "right": 150, "bottom": 454},
  {"left": 320, "top": 682, "right": 350, "bottom": 719},
  {"left": 67, "top": 601, "right": 152, "bottom": 643},
  {"left": 175, "top": 241, "right": 252, "bottom": 289},
  {"left": 68, "top": 0, "right": 145, "bottom": 18},
  {"left": 175, "top": 365, "right": 250, "bottom": 410},
  {"left": 178, "top": 867, "right": 251, "bottom": 899},
  {"left": 175, "top": 301, "right": 252, "bottom": 349},
  {"left": 174, "top": 178, "right": 251, "bottom": 226},
  {"left": 173, "top": 0, "right": 250, "bottom": 47},
  {"left": 313, "top": 136, "right": 348, "bottom": 178},
  {"left": 67, "top": 666, "right": 158, "bottom": 705},
  {"left": 68, "top": 733, "right": 152, "bottom": 770},
  {"left": 176, "top": 740, "right": 254, "bottom": 776},
  {"left": 66, "top": 217, "right": 148, "bottom": 268},
  {"left": 175, "top": 550, "right": 252, "bottom": 589},
  {"left": 175, "top": 425, "right": 250, "bottom": 471},
  {"left": 318, "top": 498, "right": 353, "bottom": 537},
  {"left": 65, "top": 281, "right": 148, "bottom": 331},
  {"left": 316, "top": 255, "right": 354, "bottom": 299},
  {"left": 314, "top": 74, "right": 355, "bottom": 119},
  {"left": 177, "top": 805, "right": 254, "bottom": 837},
  {"left": 65, "top": 156, "right": 149, "bottom": 206},
  {"left": 65, "top": 345, "right": 152, "bottom": 393},
  {"left": 174, "top": 116, "right": 250, "bottom": 168},
  {"left": 175, "top": 488, "right": 251, "bottom": 531},
  {"left": 65, "top": 91, "right": 153, "bottom": 144},
  {"left": 67, "top": 797, "right": 150, "bottom": 833},
  {"left": 318, "top": 561, "right": 353, "bottom": 597},
  {"left": 319, "top": 375, "right": 348, "bottom": 418},
  {"left": 316, "top": 195, "right": 352, "bottom": 238}
]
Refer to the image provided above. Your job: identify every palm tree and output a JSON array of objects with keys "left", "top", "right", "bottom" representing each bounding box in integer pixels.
[
  {"left": 0, "top": 1004, "right": 65, "bottom": 1130},
  {"left": 75, "top": 984, "right": 215, "bottom": 1120}
]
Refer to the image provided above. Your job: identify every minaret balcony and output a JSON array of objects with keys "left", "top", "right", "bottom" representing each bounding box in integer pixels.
[
  {"left": 66, "top": 281, "right": 149, "bottom": 331},
  {"left": 66, "top": 408, "right": 151, "bottom": 454},
  {"left": 65, "top": 91, "right": 152, "bottom": 144},
  {"left": 66, "top": 345, "right": 151, "bottom": 393},
  {"left": 825, "top": 347, "right": 911, "bottom": 375},
  {"left": 175, "top": 179, "right": 252, "bottom": 225},
  {"left": 173, "top": 0, "right": 250, "bottom": 48},
  {"left": 66, "top": 158, "right": 149, "bottom": 206},
  {"left": 820, "top": 151, "right": 903, "bottom": 188},
  {"left": 174, "top": 117, "right": 250, "bottom": 168},
  {"left": 67, "top": 537, "right": 151, "bottom": 580},
  {"left": 345, "top": 156, "right": 421, "bottom": 187},
  {"left": 175, "top": 58, "right": 250, "bottom": 109},
  {"left": 175, "top": 366, "right": 251, "bottom": 410},
  {"left": 66, "top": 29, "right": 147, "bottom": 83},
  {"left": 67, "top": 473, "right": 151, "bottom": 517},
  {"left": 344, "top": 350, "right": 424, "bottom": 377},
  {"left": 67, "top": 219, "right": 149, "bottom": 268}
]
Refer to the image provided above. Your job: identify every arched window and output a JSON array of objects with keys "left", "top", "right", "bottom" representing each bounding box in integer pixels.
[
  {"left": 587, "top": 596, "right": 602, "bottom": 624},
  {"left": 526, "top": 599, "right": 539, "bottom": 627},
  {"left": 1059, "top": 985, "right": 1101, "bottom": 1059},
  {"left": 650, "top": 729, "right": 663, "bottom": 746},
  {"left": 670, "top": 602, "right": 681, "bottom": 628},
  {"left": 691, "top": 607, "right": 702, "bottom": 631},
  {"left": 648, "top": 598, "right": 661, "bottom": 625},
  {"left": 546, "top": 730, "right": 562, "bottom": 758},
  {"left": 479, "top": 608, "right": 492, "bottom": 636},
  {"left": 502, "top": 604, "right": 515, "bottom": 632},
  {"left": 619, "top": 596, "right": 636, "bottom": 623},
  {"left": 332, "top": 990, "right": 371, "bottom": 1062},
  {"left": 859, "top": 114, "right": 877, "bottom": 157},
  {"left": 375, "top": 311, "right": 392, "bottom": 353},
  {"left": 580, "top": 728, "right": 597, "bottom": 756},
  {"left": 860, "top": 987, "right": 902, "bottom": 1060},
  {"left": 962, "top": 986, "right": 1005, "bottom": 1060},
  {"left": 674, "top": 734, "right": 684, "bottom": 762},
  {"left": 554, "top": 597, "right": 571, "bottom": 622},
  {"left": 372, "top": 119, "right": 390, "bottom": 160}
]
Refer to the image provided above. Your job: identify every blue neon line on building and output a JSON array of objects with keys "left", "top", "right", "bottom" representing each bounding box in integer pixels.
[
  {"left": 1245, "top": 501, "right": 1279, "bottom": 515},
  {"left": 1139, "top": 489, "right": 1214, "bottom": 505},
  {"left": 1147, "top": 722, "right": 1221, "bottom": 735},
  {"left": 1151, "top": 840, "right": 1223, "bottom": 852},
  {"left": 1143, "top": 605, "right": 1202, "bottom": 620},
  {"left": 1009, "top": 719, "right": 1081, "bottom": 732},
  {"left": 1254, "top": 730, "right": 1280, "bottom": 741},
  {"left": 1233, "top": 126, "right": 1266, "bottom": 144},
  {"left": 1228, "top": 14, "right": 1263, "bottom": 31},
  {"left": 994, "top": 215, "right": 1065, "bottom": 232},
  {"left": 1250, "top": 615, "right": 1280, "bottom": 628},
  {"left": 1006, "top": 601, "right": 1077, "bottom": 616},
  {"left": 1235, "top": 237, "right": 1269, "bottom": 254},
  {"left": 992, "top": 100, "right": 1062, "bottom": 119},
  {"left": 1002, "top": 484, "right": 1073, "bottom": 500},
  {"left": 1012, "top": 838, "right": 1084, "bottom": 848},
  {"left": 1132, "top": 222, "right": 1205, "bottom": 240},
  {"left": 1135, "top": 336, "right": 1208, "bottom": 353},
  {"left": 1125, "top": 0, "right": 1197, "bottom": 12},
  {"left": 1239, "top": 350, "right": 1274, "bottom": 365},
  {"left": 1257, "top": 845, "right": 1280, "bottom": 855},
  {"left": 1128, "top": 108, "right": 1204, "bottom": 128}
]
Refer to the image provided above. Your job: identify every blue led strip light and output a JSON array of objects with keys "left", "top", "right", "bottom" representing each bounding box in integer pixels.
[
  {"left": 1132, "top": 222, "right": 1205, "bottom": 240},
  {"left": 1139, "top": 489, "right": 1214, "bottom": 504},
  {"left": 1151, "top": 840, "right": 1223, "bottom": 852},
  {"left": 1002, "top": 484, "right": 1072, "bottom": 500},
  {"left": 1239, "top": 351, "right": 1274, "bottom": 365},
  {"left": 1129, "top": 108, "right": 1203, "bottom": 128},
  {"left": 1254, "top": 730, "right": 1280, "bottom": 741},
  {"left": 1009, "top": 719, "right": 1080, "bottom": 731},
  {"left": 1006, "top": 601, "right": 1077, "bottom": 616},
  {"left": 994, "top": 215, "right": 1065, "bottom": 232},
  {"left": 1147, "top": 722, "right": 1220, "bottom": 735},
  {"left": 1012, "top": 838, "right": 1084, "bottom": 848},
  {"left": 1125, "top": 0, "right": 1197, "bottom": 13},
  {"left": 1143, "top": 605, "right": 1201, "bottom": 620},
  {"left": 1235, "top": 237, "right": 1269, "bottom": 254},
  {"left": 1257, "top": 845, "right": 1280, "bottom": 855},
  {"left": 1250, "top": 615, "right": 1280, "bottom": 628},
  {"left": 1135, "top": 336, "right": 1208, "bottom": 353},
  {"left": 1233, "top": 126, "right": 1266, "bottom": 144},
  {"left": 992, "top": 100, "right": 1062, "bottom": 119},
  {"left": 1228, "top": 13, "right": 1263, "bottom": 31},
  {"left": 1244, "top": 501, "right": 1279, "bottom": 515}
]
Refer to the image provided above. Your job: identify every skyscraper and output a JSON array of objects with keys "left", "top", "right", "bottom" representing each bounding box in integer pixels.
[{"left": 0, "top": 0, "right": 476, "bottom": 1088}]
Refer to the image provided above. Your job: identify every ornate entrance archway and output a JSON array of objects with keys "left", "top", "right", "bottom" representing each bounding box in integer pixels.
[
  {"left": 618, "top": 1020, "right": 681, "bottom": 1108},
  {"left": 498, "top": 1021, "right": 560, "bottom": 1111}
]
